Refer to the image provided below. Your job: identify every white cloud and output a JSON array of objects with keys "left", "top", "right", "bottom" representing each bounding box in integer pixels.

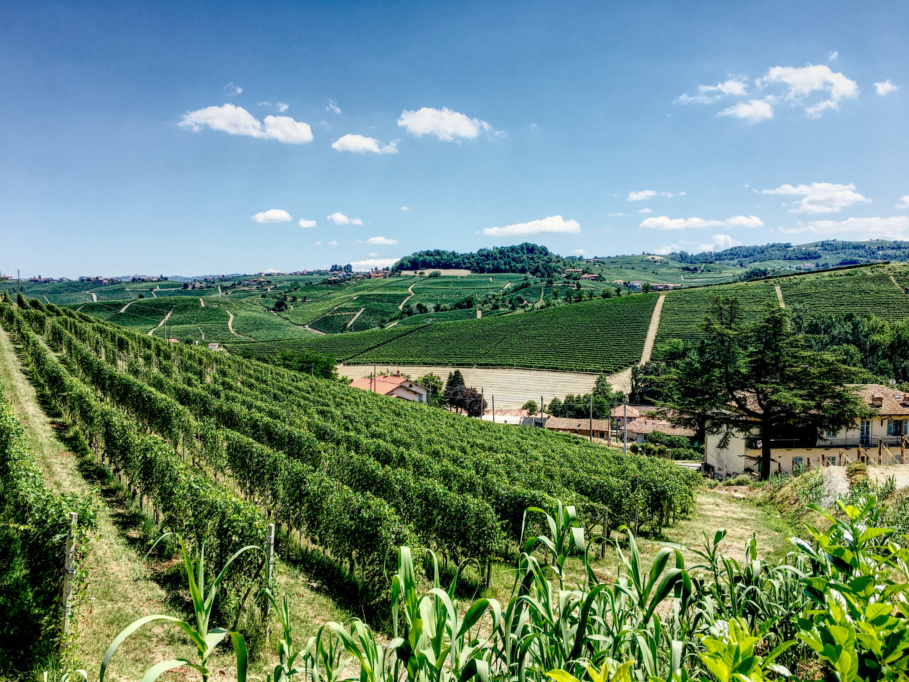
[
  {"left": 224, "top": 82, "right": 242, "bottom": 97},
  {"left": 698, "top": 234, "right": 743, "bottom": 252},
  {"left": 358, "top": 236, "right": 398, "bottom": 245},
  {"left": 326, "top": 212, "right": 363, "bottom": 225},
  {"left": 573, "top": 249, "right": 585, "bottom": 255},
  {"left": 758, "top": 64, "right": 859, "bottom": 118},
  {"left": 828, "top": 51, "right": 839, "bottom": 62},
  {"left": 896, "top": 196, "right": 909, "bottom": 210},
  {"left": 654, "top": 243, "right": 681, "bottom": 255},
  {"left": 718, "top": 98, "right": 775, "bottom": 123},
  {"left": 401, "top": 206, "right": 411, "bottom": 211},
  {"left": 327, "top": 99, "right": 342, "bottom": 114},
  {"left": 875, "top": 80, "right": 898, "bottom": 96},
  {"left": 724, "top": 215, "right": 764, "bottom": 228},
  {"left": 298, "top": 218, "right": 317, "bottom": 228},
  {"left": 314, "top": 241, "right": 322, "bottom": 245},
  {"left": 179, "top": 104, "right": 313, "bottom": 144},
  {"left": 638, "top": 208, "right": 653, "bottom": 214},
  {"left": 662, "top": 191, "right": 686, "bottom": 198},
  {"left": 350, "top": 258, "right": 399, "bottom": 270},
  {"left": 640, "top": 215, "right": 763, "bottom": 230},
  {"left": 627, "top": 190, "right": 657, "bottom": 201},
  {"left": 762, "top": 182, "right": 870, "bottom": 214},
  {"left": 252, "top": 209, "right": 292, "bottom": 224},
  {"left": 608, "top": 212, "right": 625, "bottom": 217},
  {"left": 331, "top": 134, "right": 398, "bottom": 154},
  {"left": 327, "top": 240, "right": 338, "bottom": 246},
  {"left": 397, "top": 107, "right": 491, "bottom": 141},
  {"left": 482, "top": 215, "right": 580, "bottom": 236},
  {"left": 781, "top": 216, "right": 909, "bottom": 239},
  {"left": 276, "top": 102, "right": 289, "bottom": 113},
  {"left": 369, "top": 252, "right": 380, "bottom": 257},
  {"left": 678, "top": 78, "right": 748, "bottom": 104}
]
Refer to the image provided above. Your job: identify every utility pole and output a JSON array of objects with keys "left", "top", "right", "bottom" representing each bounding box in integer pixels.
[
  {"left": 589, "top": 393, "right": 593, "bottom": 442},
  {"left": 17, "top": 269, "right": 20, "bottom": 294},
  {"left": 623, "top": 402, "right": 628, "bottom": 453},
  {"left": 492, "top": 395, "right": 495, "bottom": 423},
  {"left": 480, "top": 387, "right": 484, "bottom": 420}
]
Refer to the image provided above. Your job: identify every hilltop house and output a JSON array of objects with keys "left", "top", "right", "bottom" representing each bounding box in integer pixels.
[
  {"left": 610, "top": 404, "right": 642, "bottom": 428},
  {"left": 350, "top": 373, "right": 428, "bottom": 403},
  {"left": 545, "top": 417, "right": 611, "bottom": 439},
  {"left": 706, "top": 383, "right": 908, "bottom": 477}
]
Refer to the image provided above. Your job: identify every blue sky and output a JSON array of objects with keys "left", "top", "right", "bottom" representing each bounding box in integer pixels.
[{"left": 2, "top": 1, "right": 907, "bottom": 277}]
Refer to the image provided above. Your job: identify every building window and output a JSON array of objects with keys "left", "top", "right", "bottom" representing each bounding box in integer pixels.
[
  {"left": 888, "top": 419, "right": 905, "bottom": 436},
  {"left": 792, "top": 456, "right": 804, "bottom": 472},
  {"left": 825, "top": 429, "right": 838, "bottom": 439}
]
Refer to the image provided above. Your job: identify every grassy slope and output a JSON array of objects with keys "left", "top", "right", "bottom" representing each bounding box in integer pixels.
[{"left": 0, "top": 324, "right": 347, "bottom": 680}]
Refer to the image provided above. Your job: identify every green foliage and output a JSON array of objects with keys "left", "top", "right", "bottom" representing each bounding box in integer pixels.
[
  {"left": 0, "top": 376, "right": 98, "bottom": 673},
  {"left": 522, "top": 399, "right": 539, "bottom": 415}
]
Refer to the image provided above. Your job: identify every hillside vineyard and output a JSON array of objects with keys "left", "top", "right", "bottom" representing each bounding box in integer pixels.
[{"left": 0, "top": 299, "right": 699, "bottom": 592}]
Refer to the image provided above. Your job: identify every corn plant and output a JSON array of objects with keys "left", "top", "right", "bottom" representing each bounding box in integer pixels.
[{"left": 100, "top": 536, "right": 261, "bottom": 682}]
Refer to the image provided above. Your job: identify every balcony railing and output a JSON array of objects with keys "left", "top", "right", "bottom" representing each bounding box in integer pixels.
[{"left": 745, "top": 435, "right": 907, "bottom": 450}]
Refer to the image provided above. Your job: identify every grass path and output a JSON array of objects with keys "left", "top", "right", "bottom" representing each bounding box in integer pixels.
[
  {"left": 776, "top": 285, "right": 786, "bottom": 308},
  {"left": 147, "top": 308, "right": 172, "bottom": 336}
]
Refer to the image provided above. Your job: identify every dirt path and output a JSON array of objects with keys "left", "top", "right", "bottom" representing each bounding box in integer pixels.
[
  {"left": 217, "top": 285, "right": 223, "bottom": 295},
  {"left": 304, "top": 325, "right": 326, "bottom": 335},
  {"left": 76, "top": 304, "right": 85, "bottom": 312},
  {"left": 868, "top": 464, "right": 909, "bottom": 489},
  {"left": 501, "top": 281, "right": 512, "bottom": 292},
  {"left": 150, "top": 289, "right": 157, "bottom": 298},
  {"left": 889, "top": 273, "right": 904, "bottom": 292},
  {"left": 385, "top": 320, "right": 400, "bottom": 329},
  {"left": 199, "top": 297, "right": 205, "bottom": 307},
  {"left": 398, "top": 283, "right": 416, "bottom": 310},
  {"left": 638, "top": 293, "right": 665, "bottom": 366},
  {"left": 147, "top": 309, "right": 172, "bottom": 336},
  {"left": 822, "top": 466, "right": 849, "bottom": 507},
  {"left": 226, "top": 310, "right": 254, "bottom": 339},
  {"left": 90, "top": 292, "right": 98, "bottom": 302},
  {"left": 346, "top": 307, "right": 366, "bottom": 329},
  {"left": 43, "top": 295, "right": 51, "bottom": 304},
  {"left": 775, "top": 285, "right": 786, "bottom": 308},
  {"left": 118, "top": 299, "right": 137, "bottom": 314},
  {"left": 198, "top": 327, "right": 205, "bottom": 340}
]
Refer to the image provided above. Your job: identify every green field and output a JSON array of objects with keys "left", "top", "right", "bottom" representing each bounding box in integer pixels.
[
  {"left": 778, "top": 266, "right": 909, "bottom": 323},
  {"left": 653, "top": 281, "right": 780, "bottom": 351},
  {"left": 328, "top": 293, "right": 658, "bottom": 373}
]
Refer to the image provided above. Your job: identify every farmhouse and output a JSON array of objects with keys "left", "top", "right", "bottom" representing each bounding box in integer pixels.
[
  {"left": 545, "top": 417, "right": 610, "bottom": 439},
  {"left": 350, "top": 374, "right": 428, "bottom": 402},
  {"left": 624, "top": 418, "right": 696, "bottom": 444},
  {"left": 706, "top": 383, "right": 909, "bottom": 477},
  {"left": 580, "top": 273, "right": 599, "bottom": 281},
  {"left": 610, "top": 404, "right": 642, "bottom": 427}
]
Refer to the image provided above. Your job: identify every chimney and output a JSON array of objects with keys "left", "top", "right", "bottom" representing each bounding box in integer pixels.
[{"left": 871, "top": 393, "right": 884, "bottom": 407}]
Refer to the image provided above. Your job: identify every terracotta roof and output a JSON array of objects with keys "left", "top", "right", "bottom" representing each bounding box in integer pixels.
[
  {"left": 545, "top": 417, "right": 611, "bottom": 432},
  {"left": 624, "top": 418, "right": 695, "bottom": 438},
  {"left": 610, "top": 405, "right": 641, "bottom": 418},
  {"left": 730, "top": 384, "right": 909, "bottom": 417},
  {"left": 350, "top": 375, "right": 424, "bottom": 397},
  {"left": 853, "top": 384, "right": 909, "bottom": 416}
]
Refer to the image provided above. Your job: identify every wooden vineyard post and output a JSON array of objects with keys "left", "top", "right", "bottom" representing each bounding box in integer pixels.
[
  {"left": 264, "top": 523, "right": 275, "bottom": 644},
  {"left": 61, "top": 512, "right": 78, "bottom": 640}
]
